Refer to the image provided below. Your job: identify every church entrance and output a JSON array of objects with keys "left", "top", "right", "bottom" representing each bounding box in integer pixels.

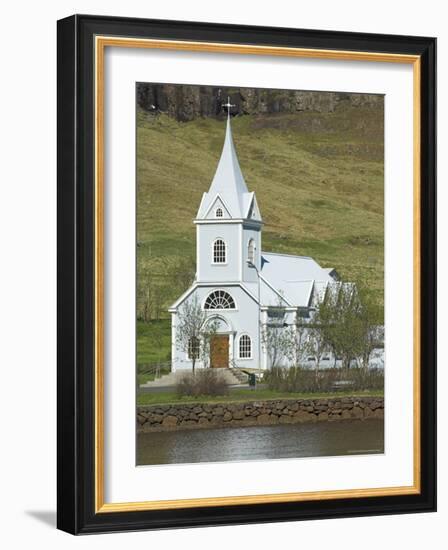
[{"left": 210, "top": 335, "right": 229, "bottom": 368}]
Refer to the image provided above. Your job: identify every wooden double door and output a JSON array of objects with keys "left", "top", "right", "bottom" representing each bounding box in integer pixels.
[{"left": 210, "top": 335, "right": 229, "bottom": 368}]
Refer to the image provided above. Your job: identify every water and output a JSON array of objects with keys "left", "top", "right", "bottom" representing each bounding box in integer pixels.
[{"left": 137, "top": 419, "right": 384, "bottom": 466}]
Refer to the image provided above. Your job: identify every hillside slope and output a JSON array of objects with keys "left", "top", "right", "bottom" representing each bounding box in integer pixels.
[{"left": 137, "top": 102, "right": 384, "bottom": 317}]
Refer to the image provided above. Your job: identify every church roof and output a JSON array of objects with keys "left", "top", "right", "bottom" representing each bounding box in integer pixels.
[
  {"left": 196, "top": 117, "right": 262, "bottom": 222},
  {"left": 259, "top": 252, "right": 337, "bottom": 307},
  {"left": 168, "top": 253, "right": 343, "bottom": 311}
]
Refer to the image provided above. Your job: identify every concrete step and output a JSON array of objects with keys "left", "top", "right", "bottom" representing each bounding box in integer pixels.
[{"left": 229, "top": 368, "right": 249, "bottom": 384}]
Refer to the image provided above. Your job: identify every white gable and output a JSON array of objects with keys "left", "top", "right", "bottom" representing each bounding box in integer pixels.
[
  {"left": 244, "top": 193, "right": 262, "bottom": 222},
  {"left": 204, "top": 194, "right": 232, "bottom": 219}
]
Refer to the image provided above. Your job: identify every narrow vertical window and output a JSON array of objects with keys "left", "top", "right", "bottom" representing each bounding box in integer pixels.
[
  {"left": 215, "top": 207, "right": 223, "bottom": 218},
  {"left": 213, "top": 239, "right": 226, "bottom": 263},
  {"left": 239, "top": 334, "right": 252, "bottom": 359},
  {"left": 248, "top": 238, "right": 255, "bottom": 264}
]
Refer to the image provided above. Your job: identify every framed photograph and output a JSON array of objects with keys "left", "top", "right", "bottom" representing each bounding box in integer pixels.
[{"left": 57, "top": 15, "right": 436, "bottom": 534}]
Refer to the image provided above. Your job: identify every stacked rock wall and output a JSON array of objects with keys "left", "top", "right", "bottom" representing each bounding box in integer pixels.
[{"left": 137, "top": 397, "right": 384, "bottom": 432}]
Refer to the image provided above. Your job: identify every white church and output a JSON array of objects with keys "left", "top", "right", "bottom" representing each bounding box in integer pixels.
[{"left": 169, "top": 113, "right": 349, "bottom": 373}]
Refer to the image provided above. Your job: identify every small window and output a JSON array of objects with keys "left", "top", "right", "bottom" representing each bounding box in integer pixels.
[
  {"left": 188, "top": 337, "right": 200, "bottom": 360},
  {"left": 213, "top": 239, "right": 226, "bottom": 263},
  {"left": 239, "top": 335, "right": 252, "bottom": 359},
  {"left": 248, "top": 239, "right": 255, "bottom": 264},
  {"left": 215, "top": 207, "right": 223, "bottom": 218}
]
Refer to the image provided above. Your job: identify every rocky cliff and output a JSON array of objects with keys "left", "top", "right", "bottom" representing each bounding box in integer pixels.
[{"left": 137, "top": 83, "right": 383, "bottom": 122}]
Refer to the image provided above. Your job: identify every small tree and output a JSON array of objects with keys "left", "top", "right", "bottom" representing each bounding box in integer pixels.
[
  {"left": 318, "top": 283, "right": 363, "bottom": 369},
  {"left": 175, "top": 295, "right": 217, "bottom": 374},
  {"left": 355, "top": 285, "right": 384, "bottom": 369},
  {"left": 306, "top": 312, "right": 328, "bottom": 371},
  {"left": 283, "top": 312, "right": 309, "bottom": 367},
  {"left": 261, "top": 323, "right": 290, "bottom": 368},
  {"left": 261, "top": 298, "right": 291, "bottom": 368},
  {"left": 137, "top": 262, "right": 155, "bottom": 322},
  {"left": 314, "top": 282, "right": 383, "bottom": 370}
]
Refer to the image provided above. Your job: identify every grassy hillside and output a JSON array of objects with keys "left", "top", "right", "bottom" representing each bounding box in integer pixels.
[{"left": 137, "top": 102, "right": 384, "bottom": 320}]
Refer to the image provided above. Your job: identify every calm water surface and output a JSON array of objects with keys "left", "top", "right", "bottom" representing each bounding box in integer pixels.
[{"left": 137, "top": 419, "right": 384, "bottom": 465}]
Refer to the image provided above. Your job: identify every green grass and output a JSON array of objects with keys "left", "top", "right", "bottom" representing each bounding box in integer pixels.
[
  {"left": 137, "top": 388, "right": 384, "bottom": 407},
  {"left": 137, "top": 319, "right": 172, "bottom": 383},
  {"left": 137, "top": 103, "right": 384, "bottom": 323}
]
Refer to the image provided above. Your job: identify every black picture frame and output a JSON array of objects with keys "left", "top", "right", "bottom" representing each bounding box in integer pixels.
[{"left": 57, "top": 14, "right": 436, "bottom": 534}]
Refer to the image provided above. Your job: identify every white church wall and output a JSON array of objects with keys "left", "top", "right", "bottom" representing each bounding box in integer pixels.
[
  {"left": 172, "top": 284, "right": 261, "bottom": 372},
  {"left": 196, "top": 223, "right": 240, "bottom": 282}
]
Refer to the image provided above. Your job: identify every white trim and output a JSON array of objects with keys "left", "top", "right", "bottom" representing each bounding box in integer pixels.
[
  {"left": 196, "top": 224, "right": 201, "bottom": 280},
  {"left": 194, "top": 218, "right": 263, "bottom": 227},
  {"left": 171, "top": 312, "right": 177, "bottom": 372},
  {"left": 203, "top": 313, "right": 234, "bottom": 333},
  {"left": 238, "top": 223, "right": 242, "bottom": 281},
  {"left": 229, "top": 333, "right": 235, "bottom": 363},
  {"left": 261, "top": 251, "right": 313, "bottom": 260},
  {"left": 261, "top": 310, "right": 269, "bottom": 370}
]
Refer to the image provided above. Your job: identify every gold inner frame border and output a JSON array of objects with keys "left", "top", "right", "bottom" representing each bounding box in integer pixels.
[{"left": 94, "top": 36, "right": 421, "bottom": 513}]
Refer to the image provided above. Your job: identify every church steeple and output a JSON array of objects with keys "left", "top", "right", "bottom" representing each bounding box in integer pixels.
[
  {"left": 194, "top": 107, "right": 263, "bottom": 285},
  {"left": 196, "top": 113, "right": 262, "bottom": 223}
]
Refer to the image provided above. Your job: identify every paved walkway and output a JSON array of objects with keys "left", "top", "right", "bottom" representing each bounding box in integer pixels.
[{"left": 139, "top": 368, "right": 242, "bottom": 389}]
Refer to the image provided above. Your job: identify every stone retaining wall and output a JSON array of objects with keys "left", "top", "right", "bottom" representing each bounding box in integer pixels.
[{"left": 137, "top": 396, "right": 384, "bottom": 433}]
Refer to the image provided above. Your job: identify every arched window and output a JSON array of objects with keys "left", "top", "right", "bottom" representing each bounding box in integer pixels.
[
  {"left": 213, "top": 239, "right": 226, "bottom": 263},
  {"left": 188, "top": 336, "right": 200, "bottom": 360},
  {"left": 204, "top": 290, "right": 235, "bottom": 310},
  {"left": 239, "top": 334, "right": 252, "bottom": 359},
  {"left": 248, "top": 239, "right": 255, "bottom": 264},
  {"left": 215, "top": 207, "right": 223, "bottom": 218}
]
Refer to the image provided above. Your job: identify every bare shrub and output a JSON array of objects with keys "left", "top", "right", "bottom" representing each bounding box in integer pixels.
[
  {"left": 176, "top": 370, "right": 229, "bottom": 397},
  {"left": 264, "top": 366, "right": 383, "bottom": 393},
  {"left": 348, "top": 367, "right": 384, "bottom": 391}
]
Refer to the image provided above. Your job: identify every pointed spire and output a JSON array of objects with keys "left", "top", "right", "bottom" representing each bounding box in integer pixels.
[
  {"left": 196, "top": 114, "right": 261, "bottom": 222},
  {"left": 222, "top": 96, "right": 235, "bottom": 122}
]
